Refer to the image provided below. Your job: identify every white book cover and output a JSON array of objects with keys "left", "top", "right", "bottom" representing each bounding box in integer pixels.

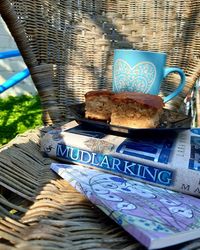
[{"left": 51, "top": 162, "right": 200, "bottom": 250}]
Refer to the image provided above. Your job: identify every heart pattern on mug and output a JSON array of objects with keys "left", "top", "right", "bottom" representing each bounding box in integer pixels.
[{"left": 113, "top": 59, "right": 156, "bottom": 93}]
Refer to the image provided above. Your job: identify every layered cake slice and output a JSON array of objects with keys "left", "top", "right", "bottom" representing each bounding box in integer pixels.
[
  {"left": 110, "top": 92, "right": 164, "bottom": 128},
  {"left": 85, "top": 90, "right": 113, "bottom": 121}
]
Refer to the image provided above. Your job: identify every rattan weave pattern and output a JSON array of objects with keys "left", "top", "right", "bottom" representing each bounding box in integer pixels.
[
  {"left": 1, "top": 128, "right": 200, "bottom": 250},
  {"left": 1, "top": 128, "right": 200, "bottom": 249},
  {"left": 1, "top": 0, "right": 200, "bottom": 124},
  {"left": 0, "top": 1, "right": 200, "bottom": 249},
  {"left": 0, "top": 128, "right": 145, "bottom": 250}
]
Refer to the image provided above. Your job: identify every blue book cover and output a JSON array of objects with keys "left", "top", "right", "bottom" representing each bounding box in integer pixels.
[{"left": 41, "top": 120, "right": 200, "bottom": 197}]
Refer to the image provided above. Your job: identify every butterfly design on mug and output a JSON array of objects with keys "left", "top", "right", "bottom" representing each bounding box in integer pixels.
[{"left": 113, "top": 59, "right": 156, "bottom": 93}]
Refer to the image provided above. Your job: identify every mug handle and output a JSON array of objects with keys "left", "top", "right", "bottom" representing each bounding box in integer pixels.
[{"left": 163, "top": 67, "right": 186, "bottom": 103}]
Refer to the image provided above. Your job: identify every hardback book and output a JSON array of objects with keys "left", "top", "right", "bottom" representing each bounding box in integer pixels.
[
  {"left": 41, "top": 120, "right": 200, "bottom": 197},
  {"left": 50, "top": 162, "right": 200, "bottom": 250}
]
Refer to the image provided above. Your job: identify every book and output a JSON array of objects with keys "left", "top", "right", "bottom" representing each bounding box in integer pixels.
[
  {"left": 50, "top": 162, "right": 200, "bottom": 250},
  {"left": 41, "top": 120, "right": 200, "bottom": 197}
]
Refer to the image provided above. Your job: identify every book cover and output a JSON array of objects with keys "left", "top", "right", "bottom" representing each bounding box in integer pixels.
[
  {"left": 50, "top": 162, "right": 200, "bottom": 250},
  {"left": 41, "top": 120, "right": 200, "bottom": 196}
]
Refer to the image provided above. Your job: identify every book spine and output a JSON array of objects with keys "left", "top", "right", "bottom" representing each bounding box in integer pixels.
[{"left": 43, "top": 138, "right": 200, "bottom": 197}]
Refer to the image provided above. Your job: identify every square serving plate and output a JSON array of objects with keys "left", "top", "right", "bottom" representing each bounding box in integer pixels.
[{"left": 69, "top": 103, "right": 192, "bottom": 137}]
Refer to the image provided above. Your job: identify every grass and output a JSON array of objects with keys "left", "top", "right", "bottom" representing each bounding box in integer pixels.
[{"left": 0, "top": 95, "right": 43, "bottom": 146}]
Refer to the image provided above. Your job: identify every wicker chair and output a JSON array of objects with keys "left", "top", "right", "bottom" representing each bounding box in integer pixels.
[{"left": 0, "top": 1, "right": 200, "bottom": 249}]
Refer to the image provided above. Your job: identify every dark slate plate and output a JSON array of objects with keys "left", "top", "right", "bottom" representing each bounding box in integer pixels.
[{"left": 69, "top": 103, "right": 192, "bottom": 137}]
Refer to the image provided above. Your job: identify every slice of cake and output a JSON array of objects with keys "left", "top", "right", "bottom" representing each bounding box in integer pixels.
[
  {"left": 85, "top": 90, "right": 113, "bottom": 121},
  {"left": 110, "top": 92, "right": 164, "bottom": 128}
]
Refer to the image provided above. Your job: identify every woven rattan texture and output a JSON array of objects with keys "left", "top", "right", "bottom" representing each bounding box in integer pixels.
[
  {"left": 0, "top": 129, "right": 145, "bottom": 250},
  {"left": 0, "top": 1, "right": 200, "bottom": 248},
  {"left": 1, "top": 129, "right": 200, "bottom": 249},
  {"left": 1, "top": 0, "right": 200, "bottom": 124}
]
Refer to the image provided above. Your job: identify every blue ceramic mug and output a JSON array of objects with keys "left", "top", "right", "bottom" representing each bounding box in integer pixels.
[{"left": 112, "top": 49, "right": 186, "bottom": 103}]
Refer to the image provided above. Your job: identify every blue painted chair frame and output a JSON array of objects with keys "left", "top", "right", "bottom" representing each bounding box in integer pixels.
[{"left": 0, "top": 50, "right": 30, "bottom": 94}]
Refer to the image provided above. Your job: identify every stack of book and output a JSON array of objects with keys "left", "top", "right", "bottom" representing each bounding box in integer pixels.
[{"left": 41, "top": 120, "right": 200, "bottom": 249}]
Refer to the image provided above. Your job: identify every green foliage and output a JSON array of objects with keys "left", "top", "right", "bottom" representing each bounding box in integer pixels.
[{"left": 0, "top": 95, "right": 42, "bottom": 146}]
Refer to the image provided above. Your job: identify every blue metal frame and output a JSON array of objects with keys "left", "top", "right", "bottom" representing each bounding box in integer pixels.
[{"left": 0, "top": 50, "right": 30, "bottom": 94}]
